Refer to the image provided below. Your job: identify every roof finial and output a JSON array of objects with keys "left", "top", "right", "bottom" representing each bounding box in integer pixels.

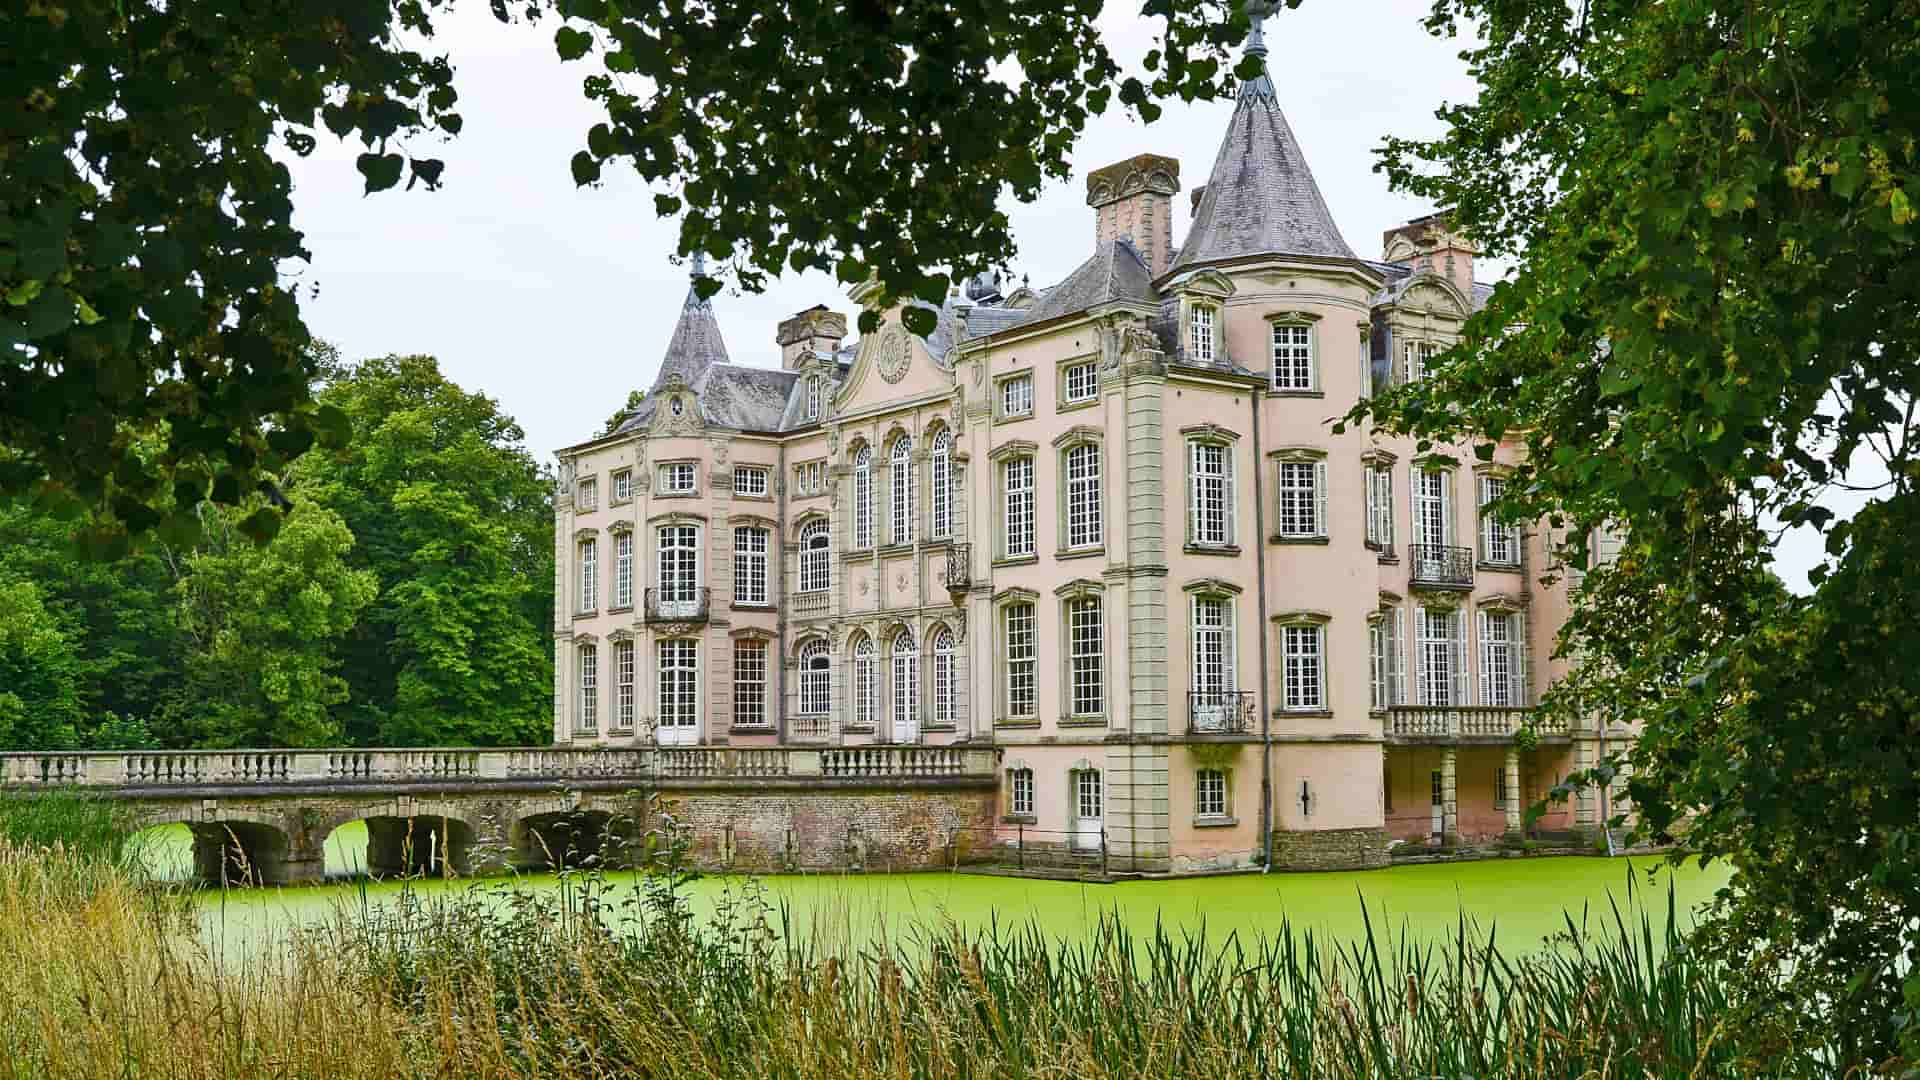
[
  {"left": 1246, "top": 0, "right": 1272, "bottom": 58},
  {"left": 691, "top": 250, "right": 708, "bottom": 280}
]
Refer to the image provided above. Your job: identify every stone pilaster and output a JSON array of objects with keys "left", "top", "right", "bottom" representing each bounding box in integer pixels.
[
  {"left": 1441, "top": 746, "right": 1460, "bottom": 845},
  {"left": 1504, "top": 746, "right": 1522, "bottom": 836}
]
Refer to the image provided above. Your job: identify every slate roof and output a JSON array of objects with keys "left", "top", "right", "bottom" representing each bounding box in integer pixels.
[
  {"left": 1171, "top": 41, "right": 1359, "bottom": 271},
  {"left": 1016, "top": 239, "right": 1156, "bottom": 326},
  {"left": 653, "top": 278, "right": 732, "bottom": 388}
]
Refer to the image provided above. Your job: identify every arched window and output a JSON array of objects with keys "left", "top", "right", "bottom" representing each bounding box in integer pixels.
[
  {"left": 852, "top": 635, "right": 877, "bottom": 728},
  {"left": 929, "top": 430, "right": 953, "bottom": 539},
  {"left": 889, "top": 436, "right": 915, "bottom": 545},
  {"left": 798, "top": 639, "right": 831, "bottom": 716},
  {"left": 890, "top": 629, "right": 918, "bottom": 736},
  {"left": 852, "top": 445, "right": 874, "bottom": 548},
  {"left": 932, "top": 627, "right": 958, "bottom": 726},
  {"left": 798, "top": 519, "right": 831, "bottom": 593}
]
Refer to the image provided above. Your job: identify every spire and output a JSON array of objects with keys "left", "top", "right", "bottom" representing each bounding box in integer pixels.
[
  {"left": 653, "top": 255, "right": 731, "bottom": 389},
  {"left": 1170, "top": 3, "right": 1357, "bottom": 270}
]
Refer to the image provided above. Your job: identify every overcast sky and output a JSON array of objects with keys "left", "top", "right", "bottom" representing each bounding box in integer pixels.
[{"left": 278, "top": 1, "right": 1832, "bottom": 591}]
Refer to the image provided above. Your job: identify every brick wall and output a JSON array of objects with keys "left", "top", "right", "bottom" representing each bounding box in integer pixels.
[{"left": 1269, "top": 826, "right": 1390, "bottom": 871}]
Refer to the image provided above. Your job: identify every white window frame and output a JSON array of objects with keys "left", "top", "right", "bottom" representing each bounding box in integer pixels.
[
  {"left": 798, "top": 639, "right": 831, "bottom": 716},
  {"left": 612, "top": 530, "right": 633, "bottom": 609},
  {"left": 1190, "top": 304, "right": 1217, "bottom": 364},
  {"left": 1067, "top": 595, "right": 1103, "bottom": 717},
  {"left": 1003, "top": 456, "right": 1035, "bottom": 558},
  {"left": 1366, "top": 465, "right": 1395, "bottom": 549},
  {"left": 613, "top": 638, "right": 634, "bottom": 731},
  {"left": 852, "top": 635, "right": 878, "bottom": 728},
  {"left": 1403, "top": 340, "right": 1437, "bottom": 384},
  {"left": 1414, "top": 468, "right": 1453, "bottom": 549},
  {"left": 888, "top": 436, "right": 915, "bottom": 545},
  {"left": 1479, "top": 475, "right": 1520, "bottom": 566},
  {"left": 1196, "top": 769, "right": 1228, "bottom": 818},
  {"left": 1275, "top": 459, "right": 1328, "bottom": 539},
  {"left": 578, "top": 537, "right": 599, "bottom": 613},
  {"left": 1478, "top": 609, "right": 1528, "bottom": 707},
  {"left": 1416, "top": 606, "right": 1467, "bottom": 707},
  {"left": 1004, "top": 601, "right": 1036, "bottom": 718},
  {"left": 852, "top": 445, "right": 874, "bottom": 548},
  {"left": 804, "top": 376, "right": 822, "bottom": 421},
  {"left": 577, "top": 478, "right": 598, "bottom": 511},
  {"left": 1188, "top": 440, "right": 1235, "bottom": 547},
  {"left": 658, "top": 462, "right": 697, "bottom": 495},
  {"left": 798, "top": 519, "right": 831, "bottom": 593},
  {"left": 1009, "top": 767, "right": 1035, "bottom": 817},
  {"left": 929, "top": 431, "right": 954, "bottom": 540},
  {"left": 735, "top": 465, "right": 769, "bottom": 497},
  {"left": 657, "top": 638, "right": 699, "bottom": 732},
  {"left": 1281, "top": 623, "right": 1325, "bottom": 711},
  {"left": 1063, "top": 360, "right": 1098, "bottom": 405},
  {"left": 734, "top": 638, "right": 767, "bottom": 727},
  {"left": 1270, "top": 322, "right": 1315, "bottom": 391},
  {"left": 611, "top": 469, "right": 631, "bottom": 503},
  {"left": 1064, "top": 443, "right": 1102, "bottom": 550},
  {"left": 1369, "top": 618, "right": 1389, "bottom": 711},
  {"left": 890, "top": 629, "right": 919, "bottom": 732},
  {"left": 733, "top": 526, "right": 768, "bottom": 606},
  {"left": 1191, "top": 595, "right": 1237, "bottom": 697},
  {"left": 932, "top": 627, "right": 958, "bottom": 727},
  {"left": 576, "top": 643, "right": 598, "bottom": 733},
  {"left": 656, "top": 524, "right": 701, "bottom": 611},
  {"left": 1001, "top": 373, "right": 1034, "bottom": 418}
]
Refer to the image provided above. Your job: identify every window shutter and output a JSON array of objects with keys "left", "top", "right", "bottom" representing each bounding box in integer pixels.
[
  {"left": 1364, "top": 469, "right": 1378, "bottom": 545},
  {"left": 1314, "top": 460, "right": 1329, "bottom": 538},
  {"left": 1391, "top": 608, "right": 1407, "bottom": 705},
  {"left": 1516, "top": 610, "right": 1531, "bottom": 707},
  {"left": 1224, "top": 450, "right": 1237, "bottom": 544},
  {"left": 1384, "top": 471, "right": 1395, "bottom": 547},
  {"left": 1309, "top": 331, "right": 1320, "bottom": 392},
  {"left": 1187, "top": 443, "right": 1200, "bottom": 545},
  {"left": 1449, "top": 612, "right": 1468, "bottom": 707},
  {"left": 1477, "top": 610, "right": 1493, "bottom": 705},
  {"left": 1224, "top": 604, "right": 1238, "bottom": 691},
  {"left": 1439, "top": 473, "right": 1454, "bottom": 546}
]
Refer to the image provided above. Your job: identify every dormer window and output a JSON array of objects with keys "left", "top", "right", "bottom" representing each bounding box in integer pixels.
[
  {"left": 803, "top": 375, "right": 821, "bottom": 422},
  {"left": 1190, "top": 304, "right": 1218, "bottom": 364}
]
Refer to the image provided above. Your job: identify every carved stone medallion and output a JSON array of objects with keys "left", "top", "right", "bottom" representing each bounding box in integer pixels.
[{"left": 877, "top": 326, "right": 911, "bottom": 384}]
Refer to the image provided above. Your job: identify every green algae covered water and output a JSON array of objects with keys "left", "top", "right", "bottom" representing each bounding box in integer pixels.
[{"left": 136, "top": 822, "right": 1732, "bottom": 957}]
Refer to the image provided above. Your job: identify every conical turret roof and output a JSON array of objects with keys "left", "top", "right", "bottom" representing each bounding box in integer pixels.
[
  {"left": 652, "top": 254, "right": 731, "bottom": 389},
  {"left": 1171, "top": 20, "right": 1357, "bottom": 271}
]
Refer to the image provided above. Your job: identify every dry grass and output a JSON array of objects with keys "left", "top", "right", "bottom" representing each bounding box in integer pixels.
[{"left": 0, "top": 838, "right": 1823, "bottom": 1079}]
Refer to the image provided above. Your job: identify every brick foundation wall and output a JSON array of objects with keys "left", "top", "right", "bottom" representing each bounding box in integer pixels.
[
  {"left": 1269, "top": 826, "right": 1390, "bottom": 871},
  {"left": 661, "top": 788, "right": 998, "bottom": 872}
]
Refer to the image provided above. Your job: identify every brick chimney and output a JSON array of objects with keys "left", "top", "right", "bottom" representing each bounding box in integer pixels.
[
  {"left": 1381, "top": 214, "right": 1477, "bottom": 297},
  {"left": 1086, "top": 153, "right": 1181, "bottom": 278},
  {"left": 776, "top": 305, "right": 847, "bottom": 370}
]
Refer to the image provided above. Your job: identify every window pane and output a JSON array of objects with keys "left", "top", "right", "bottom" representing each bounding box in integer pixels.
[
  {"left": 733, "top": 527, "right": 767, "bottom": 605},
  {"left": 1066, "top": 444, "right": 1102, "bottom": 549},
  {"left": 1069, "top": 596, "right": 1103, "bottom": 715},
  {"left": 1006, "top": 603, "right": 1035, "bottom": 716},
  {"left": 733, "top": 639, "right": 766, "bottom": 727},
  {"left": 1004, "top": 458, "right": 1034, "bottom": 558}
]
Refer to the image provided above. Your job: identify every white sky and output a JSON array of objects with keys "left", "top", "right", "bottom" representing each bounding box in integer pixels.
[{"left": 279, "top": 1, "right": 1830, "bottom": 591}]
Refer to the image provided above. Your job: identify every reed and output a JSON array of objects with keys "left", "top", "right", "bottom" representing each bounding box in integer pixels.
[{"left": 0, "top": 838, "right": 1836, "bottom": 1078}]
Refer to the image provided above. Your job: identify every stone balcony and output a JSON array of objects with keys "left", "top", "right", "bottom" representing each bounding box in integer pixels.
[{"left": 1384, "top": 705, "right": 1570, "bottom": 743}]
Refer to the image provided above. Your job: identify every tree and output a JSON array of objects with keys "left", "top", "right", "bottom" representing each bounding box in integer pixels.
[
  {"left": 296, "top": 355, "right": 553, "bottom": 747},
  {"left": 3, "top": 0, "right": 1269, "bottom": 541},
  {"left": 165, "top": 503, "right": 377, "bottom": 748},
  {"left": 1346, "top": 0, "right": 1920, "bottom": 1067},
  {"left": 602, "top": 390, "right": 647, "bottom": 437},
  {"left": 0, "top": 580, "right": 85, "bottom": 750}
]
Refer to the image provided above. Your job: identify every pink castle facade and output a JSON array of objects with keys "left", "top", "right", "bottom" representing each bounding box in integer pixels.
[{"left": 550, "top": 40, "right": 1632, "bottom": 873}]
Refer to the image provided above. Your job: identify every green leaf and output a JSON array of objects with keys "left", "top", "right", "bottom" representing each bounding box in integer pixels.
[
  {"left": 570, "top": 150, "right": 602, "bottom": 186},
  {"left": 356, "top": 152, "right": 405, "bottom": 194},
  {"left": 555, "top": 25, "right": 594, "bottom": 61}
]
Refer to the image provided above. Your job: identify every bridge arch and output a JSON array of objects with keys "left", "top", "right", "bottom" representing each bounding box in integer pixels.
[
  {"left": 312, "top": 800, "right": 492, "bottom": 879},
  {"left": 126, "top": 806, "right": 302, "bottom": 887}
]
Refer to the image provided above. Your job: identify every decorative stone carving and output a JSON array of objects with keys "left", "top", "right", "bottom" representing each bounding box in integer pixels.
[{"left": 877, "top": 326, "right": 911, "bottom": 384}]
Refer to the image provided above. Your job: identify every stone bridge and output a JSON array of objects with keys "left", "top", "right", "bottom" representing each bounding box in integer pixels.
[{"left": 1, "top": 746, "right": 1000, "bottom": 885}]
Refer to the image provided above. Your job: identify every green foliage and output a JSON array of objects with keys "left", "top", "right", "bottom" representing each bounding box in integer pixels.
[
  {"left": 600, "top": 389, "right": 646, "bottom": 437},
  {"left": 297, "top": 355, "right": 553, "bottom": 747},
  {"left": 0, "top": 579, "right": 84, "bottom": 750},
  {"left": 1346, "top": 0, "right": 1920, "bottom": 1066},
  {"left": 1, "top": 0, "right": 466, "bottom": 548},
  {"left": 0, "top": 790, "right": 132, "bottom": 863},
  {"left": 165, "top": 502, "right": 377, "bottom": 748}
]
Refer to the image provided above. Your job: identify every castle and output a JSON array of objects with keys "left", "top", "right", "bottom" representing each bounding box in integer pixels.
[{"left": 549, "top": 26, "right": 1631, "bottom": 874}]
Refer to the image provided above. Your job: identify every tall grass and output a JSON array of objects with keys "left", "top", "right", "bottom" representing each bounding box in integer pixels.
[
  {"left": 0, "top": 837, "right": 1841, "bottom": 1078},
  {"left": 0, "top": 789, "right": 134, "bottom": 862}
]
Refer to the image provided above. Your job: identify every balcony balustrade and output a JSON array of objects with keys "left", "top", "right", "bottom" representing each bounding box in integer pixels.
[
  {"left": 1385, "top": 705, "right": 1567, "bottom": 740},
  {"left": 791, "top": 590, "right": 830, "bottom": 616},
  {"left": 644, "top": 586, "right": 710, "bottom": 623},
  {"left": 1188, "top": 690, "right": 1257, "bottom": 735},
  {"left": 1409, "top": 544, "right": 1476, "bottom": 588}
]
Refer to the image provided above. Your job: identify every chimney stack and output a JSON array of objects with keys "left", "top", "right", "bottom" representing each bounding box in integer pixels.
[
  {"left": 1382, "top": 214, "right": 1477, "bottom": 298},
  {"left": 776, "top": 305, "right": 847, "bottom": 370},
  {"left": 1086, "top": 153, "right": 1181, "bottom": 278}
]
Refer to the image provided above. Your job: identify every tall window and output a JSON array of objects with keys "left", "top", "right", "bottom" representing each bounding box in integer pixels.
[
  {"left": 932, "top": 627, "right": 958, "bottom": 726},
  {"left": 657, "top": 525, "right": 699, "bottom": 607},
  {"left": 1063, "top": 360, "right": 1098, "bottom": 404},
  {"left": 798, "top": 639, "right": 831, "bottom": 716},
  {"left": 1479, "top": 610, "right": 1525, "bottom": 706},
  {"left": 1190, "top": 305, "right": 1217, "bottom": 364},
  {"left": 1479, "top": 475, "right": 1520, "bottom": 565},
  {"left": 578, "top": 538, "right": 599, "bottom": 612},
  {"left": 613, "top": 639, "right": 635, "bottom": 731},
  {"left": 1494, "top": 767, "right": 1510, "bottom": 811},
  {"left": 1067, "top": 595, "right": 1104, "bottom": 716},
  {"left": 1414, "top": 469, "right": 1452, "bottom": 548},
  {"left": 798, "top": 520, "right": 831, "bottom": 593},
  {"left": 1002, "top": 373, "right": 1033, "bottom": 417},
  {"left": 1189, "top": 441, "right": 1234, "bottom": 547},
  {"left": 658, "top": 639, "right": 698, "bottom": 729},
  {"left": 612, "top": 470, "right": 631, "bottom": 503},
  {"left": 1192, "top": 596, "right": 1236, "bottom": 695},
  {"left": 1403, "top": 340, "right": 1437, "bottom": 383},
  {"left": 1003, "top": 456, "right": 1035, "bottom": 558},
  {"left": 733, "top": 526, "right": 769, "bottom": 606},
  {"left": 613, "top": 531, "right": 634, "bottom": 609},
  {"left": 888, "top": 436, "right": 915, "bottom": 545},
  {"left": 735, "top": 465, "right": 769, "bottom": 497},
  {"left": 1008, "top": 767, "right": 1035, "bottom": 816},
  {"left": 1064, "top": 444, "right": 1102, "bottom": 549},
  {"left": 853, "top": 636, "right": 878, "bottom": 728},
  {"left": 1366, "top": 465, "right": 1395, "bottom": 548},
  {"left": 852, "top": 445, "right": 874, "bottom": 548},
  {"left": 577, "top": 478, "right": 598, "bottom": 510},
  {"left": 891, "top": 629, "right": 918, "bottom": 730},
  {"left": 929, "top": 431, "right": 954, "bottom": 539},
  {"left": 1271, "top": 322, "right": 1314, "bottom": 390},
  {"left": 659, "top": 462, "right": 696, "bottom": 495},
  {"left": 795, "top": 460, "right": 823, "bottom": 495},
  {"left": 576, "top": 643, "right": 598, "bottom": 732},
  {"left": 1196, "top": 769, "right": 1228, "bottom": 817},
  {"left": 804, "top": 376, "right": 821, "bottom": 421},
  {"left": 1282, "top": 623, "right": 1325, "bottom": 711},
  {"left": 1005, "top": 602, "right": 1036, "bottom": 718},
  {"left": 1275, "top": 460, "right": 1327, "bottom": 538},
  {"left": 734, "top": 639, "right": 767, "bottom": 727},
  {"left": 1417, "top": 607, "right": 1464, "bottom": 706},
  {"left": 1369, "top": 618, "right": 1389, "bottom": 711}
]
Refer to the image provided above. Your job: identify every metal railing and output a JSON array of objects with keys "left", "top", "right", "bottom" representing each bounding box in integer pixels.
[
  {"left": 644, "top": 586, "right": 710, "bottom": 623},
  {"left": 1408, "top": 544, "right": 1475, "bottom": 587},
  {"left": 944, "top": 543, "right": 972, "bottom": 591},
  {"left": 945, "top": 825, "right": 1109, "bottom": 879},
  {"left": 1188, "top": 690, "right": 1257, "bottom": 734},
  {"left": 1386, "top": 705, "right": 1565, "bottom": 739}
]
